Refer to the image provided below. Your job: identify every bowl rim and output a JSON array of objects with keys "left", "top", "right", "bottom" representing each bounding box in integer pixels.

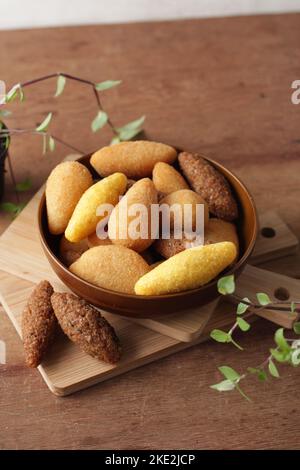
[{"left": 38, "top": 153, "right": 258, "bottom": 301}]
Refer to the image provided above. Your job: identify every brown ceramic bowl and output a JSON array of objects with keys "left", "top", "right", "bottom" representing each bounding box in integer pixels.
[{"left": 38, "top": 152, "right": 258, "bottom": 318}]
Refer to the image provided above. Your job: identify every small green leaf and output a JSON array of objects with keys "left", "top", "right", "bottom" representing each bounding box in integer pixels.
[
  {"left": 236, "top": 385, "right": 251, "bottom": 402},
  {"left": 0, "top": 202, "right": 25, "bottom": 217},
  {"left": 0, "top": 109, "right": 12, "bottom": 118},
  {"left": 270, "top": 348, "right": 288, "bottom": 363},
  {"left": 218, "top": 366, "right": 240, "bottom": 382},
  {"left": 291, "top": 349, "right": 300, "bottom": 366},
  {"left": 116, "top": 115, "right": 145, "bottom": 132},
  {"left": 257, "top": 370, "right": 267, "bottom": 381},
  {"left": 237, "top": 297, "right": 250, "bottom": 315},
  {"left": 210, "top": 329, "right": 230, "bottom": 343},
  {"left": 274, "top": 328, "right": 290, "bottom": 352},
  {"left": 217, "top": 275, "right": 235, "bottom": 295},
  {"left": 91, "top": 110, "right": 108, "bottom": 132},
  {"left": 210, "top": 379, "right": 235, "bottom": 392},
  {"left": 16, "top": 178, "right": 32, "bottom": 192},
  {"left": 293, "top": 322, "right": 300, "bottom": 335},
  {"left": 48, "top": 136, "right": 56, "bottom": 152},
  {"left": 248, "top": 367, "right": 267, "bottom": 381},
  {"left": 256, "top": 292, "right": 271, "bottom": 306},
  {"left": 237, "top": 317, "right": 251, "bottom": 332},
  {"left": 268, "top": 360, "right": 280, "bottom": 378},
  {"left": 4, "top": 135, "right": 10, "bottom": 149},
  {"left": 5, "top": 85, "right": 19, "bottom": 103},
  {"left": 290, "top": 302, "right": 296, "bottom": 314},
  {"left": 19, "top": 86, "right": 25, "bottom": 102},
  {"left": 118, "top": 127, "right": 143, "bottom": 141},
  {"left": 36, "top": 112, "right": 53, "bottom": 132},
  {"left": 95, "top": 80, "right": 122, "bottom": 91},
  {"left": 55, "top": 75, "right": 66, "bottom": 97},
  {"left": 110, "top": 135, "right": 121, "bottom": 145}
]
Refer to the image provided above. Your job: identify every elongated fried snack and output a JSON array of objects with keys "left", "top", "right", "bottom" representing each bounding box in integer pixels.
[
  {"left": 22, "top": 280, "right": 57, "bottom": 368},
  {"left": 46, "top": 161, "right": 93, "bottom": 235},
  {"left": 90, "top": 141, "right": 177, "bottom": 179},
  {"left": 178, "top": 152, "right": 238, "bottom": 221},
  {"left": 65, "top": 172, "right": 127, "bottom": 243},
  {"left": 51, "top": 293, "right": 121, "bottom": 364},
  {"left": 70, "top": 245, "right": 150, "bottom": 294},
  {"left": 135, "top": 242, "right": 237, "bottom": 296}
]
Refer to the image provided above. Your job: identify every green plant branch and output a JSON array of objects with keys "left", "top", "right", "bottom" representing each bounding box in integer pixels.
[
  {"left": 210, "top": 274, "right": 300, "bottom": 401},
  {"left": 19, "top": 72, "right": 119, "bottom": 136}
]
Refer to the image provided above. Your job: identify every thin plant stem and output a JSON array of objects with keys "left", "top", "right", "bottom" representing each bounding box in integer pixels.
[
  {"left": 230, "top": 293, "right": 300, "bottom": 314},
  {"left": 0, "top": 128, "right": 84, "bottom": 154},
  {"left": 19, "top": 72, "right": 118, "bottom": 136}
]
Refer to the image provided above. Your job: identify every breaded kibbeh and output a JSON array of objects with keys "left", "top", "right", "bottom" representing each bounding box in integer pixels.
[
  {"left": 51, "top": 293, "right": 121, "bottom": 364},
  {"left": 178, "top": 152, "right": 238, "bottom": 221},
  {"left": 22, "top": 280, "right": 57, "bottom": 368}
]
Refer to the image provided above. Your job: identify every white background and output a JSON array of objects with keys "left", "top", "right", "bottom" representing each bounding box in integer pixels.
[{"left": 1, "top": 0, "right": 300, "bottom": 30}]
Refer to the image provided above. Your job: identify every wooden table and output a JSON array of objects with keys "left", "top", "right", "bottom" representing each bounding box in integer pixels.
[{"left": 0, "top": 14, "right": 300, "bottom": 450}]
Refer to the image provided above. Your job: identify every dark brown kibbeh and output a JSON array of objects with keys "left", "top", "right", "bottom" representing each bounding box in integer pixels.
[
  {"left": 22, "top": 280, "right": 57, "bottom": 368},
  {"left": 51, "top": 293, "right": 121, "bottom": 364},
  {"left": 178, "top": 152, "right": 238, "bottom": 221}
]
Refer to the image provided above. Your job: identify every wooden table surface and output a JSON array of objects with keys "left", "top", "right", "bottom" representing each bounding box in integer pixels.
[{"left": 0, "top": 14, "right": 300, "bottom": 450}]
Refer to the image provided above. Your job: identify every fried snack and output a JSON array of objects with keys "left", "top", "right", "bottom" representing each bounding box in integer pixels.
[
  {"left": 51, "top": 293, "right": 121, "bottom": 364},
  {"left": 155, "top": 218, "right": 239, "bottom": 259},
  {"left": 108, "top": 178, "right": 158, "bottom": 252},
  {"left": 135, "top": 242, "right": 237, "bottom": 295},
  {"left": 65, "top": 172, "right": 127, "bottom": 243},
  {"left": 204, "top": 218, "right": 239, "bottom": 260},
  {"left": 70, "top": 245, "right": 150, "bottom": 294},
  {"left": 22, "top": 280, "right": 57, "bottom": 368},
  {"left": 160, "top": 189, "right": 209, "bottom": 230},
  {"left": 59, "top": 235, "right": 89, "bottom": 266},
  {"left": 152, "top": 162, "right": 189, "bottom": 194},
  {"left": 46, "top": 161, "right": 93, "bottom": 235},
  {"left": 178, "top": 152, "right": 238, "bottom": 221},
  {"left": 87, "top": 232, "right": 112, "bottom": 248},
  {"left": 90, "top": 141, "right": 177, "bottom": 179}
]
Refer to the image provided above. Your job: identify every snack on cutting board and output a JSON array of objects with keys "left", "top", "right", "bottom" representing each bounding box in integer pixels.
[
  {"left": 21, "top": 281, "right": 122, "bottom": 367},
  {"left": 46, "top": 161, "right": 93, "bottom": 235},
  {"left": 135, "top": 242, "right": 237, "bottom": 296},
  {"left": 90, "top": 141, "right": 177, "bottom": 179},
  {"left": 178, "top": 152, "right": 238, "bottom": 221},
  {"left": 65, "top": 172, "right": 127, "bottom": 243},
  {"left": 22, "top": 280, "right": 57, "bottom": 368},
  {"left": 51, "top": 293, "right": 121, "bottom": 364},
  {"left": 70, "top": 245, "right": 150, "bottom": 294},
  {"left": 108, "top": 178, "right": 158, "bottom": 252}
]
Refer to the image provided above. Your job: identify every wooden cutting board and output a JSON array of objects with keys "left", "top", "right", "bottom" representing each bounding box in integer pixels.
[
  {"left": 0, "top": 269, "right": 242, "bottom": 396},
  {"left": 0, "top": 178, "right": 297, "bottom": 341},
  {"left": 1, "top": 263, "right": 299, "bottom": 396}
]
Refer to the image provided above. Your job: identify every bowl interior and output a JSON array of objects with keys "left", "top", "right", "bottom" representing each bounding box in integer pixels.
[{"left": 38, "top": 152, "right": 258, "bottom": 318}]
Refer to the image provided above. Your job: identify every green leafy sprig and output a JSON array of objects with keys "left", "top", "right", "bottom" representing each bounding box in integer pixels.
[
  {"left": 1, "top": 72, "right": 145, "bottom": 149},
  {"left": 0, "top": 72, "right": 146, "bottom": 216},
  {"left": 210, "top": 274, "right": 300, "bottom": 401}
]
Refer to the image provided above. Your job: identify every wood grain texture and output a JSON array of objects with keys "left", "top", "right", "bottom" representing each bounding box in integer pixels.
[{"left": 0, "top": 14, "right": 300, "bottom": 449}]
